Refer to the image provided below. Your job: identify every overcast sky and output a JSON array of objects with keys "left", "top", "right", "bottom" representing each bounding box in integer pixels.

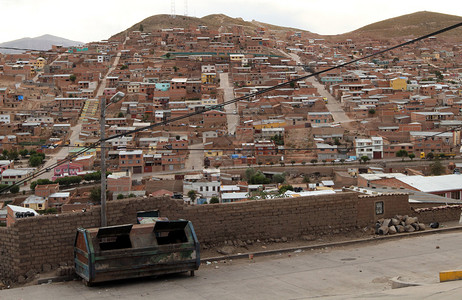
[{"left": 1, "top": 0, "right": 461, "bottom": 44}]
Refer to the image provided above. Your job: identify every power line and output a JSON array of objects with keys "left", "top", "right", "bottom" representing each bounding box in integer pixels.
[{"left": 0, "top": 21, "right": 461, "bottom": 194}]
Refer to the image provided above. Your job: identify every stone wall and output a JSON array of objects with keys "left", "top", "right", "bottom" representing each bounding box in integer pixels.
[
  {"left": 413, "top": 205, "right": 462, "bottom": 224},
  {"left": 0, "top": 192, "right": 458, "bottom": 284}
]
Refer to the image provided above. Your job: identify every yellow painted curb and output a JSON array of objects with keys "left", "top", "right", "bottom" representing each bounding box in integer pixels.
[{"left": 439, "top": 270, "right": 462, "bottom": 282}]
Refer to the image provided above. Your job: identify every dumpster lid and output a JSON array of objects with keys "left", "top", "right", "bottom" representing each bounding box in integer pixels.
[
  {"left": 153, "top": 220, "right": 188, "bottom": 232},
  {"left": 97, "top": 224, "right": 133, "bottom": 238}
]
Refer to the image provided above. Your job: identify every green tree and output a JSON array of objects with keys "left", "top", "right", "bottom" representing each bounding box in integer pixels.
[
  {"left": 426, "top": 152, "right": 434, "bottom": 160},
  {"left": 117, "top": 194, "right": 124, "bottom": 199},
  {"left": 30, "top": 179, "right": 53, "bottom": 191},
  {"left": 90, "top": 187, "right": 101, "bottom": 203},
  {"left": 250, "top": 171, "right": 271, "bottom": 184},
  {"left": 0, "top": 184, "right": 9, "bottom": 194},
  {"left": 270, "top": 134, "right": 284, "bottom": 145},
  {"left": 139, "top": 24, "right": 144, "bottom": 32},
  {"left": 360, "top": 156, "right": 370, "bottom": 164},
  {"left": 368, "top": 109, "right": 376, "bottom": 115},
  {"left": 301, "top": 161, "right": 306, "bottom": 166},
  {"left": 209, "top": 196, "right": 219, "bottom": 204},
  {"left": 117, "top": 112, "right": 124, "bottom": 118},
  {"left": 188, "top": 190, "right": 197, "bottom": 203},
  {"left": 19, "top": 149, "right": 28, "bottom": 158},
  {"left": 165, "top": 53, "right": 171, "bottom": 59},
  {"left": 173, "top": 66, "right": 178, "bottom": 72},
  {"left": 430, "top": 159, "right": 445, "bottom": 176},
  {"left": 310, "top": 159, "right": 318, "bottom": 165},
  {"left": 245, "top": 167, "right": 257, "bottom": 181},
  {"left": 69, "top": 74, "right": 76, "bottom": 82},
  {"left": 7, "top": 150, "right": 18, "bottom": 161},
  {"left": 322, "top": 159, "right": 327, "bottom": 165},
  {"left": 408, "top": 153, "right": 415, "bottom": 161},
  {"left": 29, "top": 155, "right": 42, "bottom": 167},
  {"left": 278, "top": 184, "right": 294, "bottom": 194},
  {"left": 291, "top": 160, "right": 296, "bottom": 166},
  {"left": 340, "top": 158, "right": 345, "bottom": 164},
  {"left": 272, "top": 173, "right": 285, "bottom": 184},
  {"left": 120, "top": 65, "right": 128, "bottom": 70},
  {"left": 10, "top": 185, "right": 19, "bottom": 194},
  {"left": 258, "top": 161, "right": 263, "bottom": 166},
  {"left": 128, "top": 193, "right": 136, "bottom": 198},
  {"left": 334, "top": 138, "right": 341, "bottom": 146},
  {"left": 396, "top": 149, "right": 408, "bottom": 161}
]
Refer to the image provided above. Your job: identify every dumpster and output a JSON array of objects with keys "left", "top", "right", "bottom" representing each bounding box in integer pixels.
[{"left": 74, "top": 220, "right": 200, "bottom": 285}]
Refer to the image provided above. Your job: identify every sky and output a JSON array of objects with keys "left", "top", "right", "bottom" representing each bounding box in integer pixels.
[{"left": 1, "top": 0, "right": 461, "bottom": 44}]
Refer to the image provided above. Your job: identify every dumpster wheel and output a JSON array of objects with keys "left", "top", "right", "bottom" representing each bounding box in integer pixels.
[{"left": 83, "top": 279, "right": 93, "bottom": 287}]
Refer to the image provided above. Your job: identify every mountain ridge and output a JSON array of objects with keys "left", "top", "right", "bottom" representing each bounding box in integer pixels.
[
  {"left": 113, "top": 11, "right": 462, "bottom": 41},
  {"left": 0, "top": 35, "right": 83, "bottom": 54}
]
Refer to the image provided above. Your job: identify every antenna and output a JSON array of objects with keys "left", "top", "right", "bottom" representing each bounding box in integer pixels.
[
  {"left": 184, "top": 0, "right": 188, "bottom": 16},
  {"left": 171, "top": 0, "right": 176, "bottom": 18}
]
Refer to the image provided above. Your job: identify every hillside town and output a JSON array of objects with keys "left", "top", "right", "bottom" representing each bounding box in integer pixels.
[{"left": 0, "top": 18, "right": 462, "bottom": 226}]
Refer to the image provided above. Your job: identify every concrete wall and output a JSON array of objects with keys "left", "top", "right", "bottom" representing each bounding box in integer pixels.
[{"left": 0, "top": 192, "right": 458, "bottom": 284}]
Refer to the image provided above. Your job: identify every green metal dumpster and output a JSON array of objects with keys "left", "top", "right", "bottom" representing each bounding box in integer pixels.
[{"left": 74, "top": 220, "right": 200, "bottom": 285}]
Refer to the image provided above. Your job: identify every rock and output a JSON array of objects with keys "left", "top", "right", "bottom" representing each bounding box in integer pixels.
[
  {"left": 383, "top": 219, "right": 391, "bottom": 227},
  {"left": 391, "top": 218, "right": 400, "bottom": 226},
  {"left": 378, "top": 225, "right": 389, "bottom": 235},
  {"left": 25, "top": 269, "right": 37, "bottom": 279},
  {"left": 388, "top": 226, "right": 397, "bottom": 235},
  {"left": 217, "top": 246, "right": 235, "bottom": 256},
  {"left": 411, "top": 223, "right": 419, "bottom": 231},
  {"left": 275, "top": 239, "right": 281, "bottom": 243},
  {"left": 333, "top": 229, "right": 340, "bottom": 234},
  {"left": 430, "top": 222, "right": 440, "bottom": 228},
  {"left": 269, "top": 238, "right": 275, "bottom": 243},
  {"left": 395, "top": 215, "right": 403, "bottom": 222},
  {"left": 302, "top": 235, "right": 316, "bottom": 241},
  {"left": 281, "top": 237, "right": 288, "bottom": 242},
  {"left": 396, "top": 225, "right": 405, "bottom": 233},
  {"left": 17, "top": 276, "right": 26, "bottom": 284},
  {"left": 246, "top": 240, "right": 253, "bottom": 245},
  {"left": 404, "top": 225, "right": 415, "bottom": 232},
  {"left": 405, "top": 217, "right": 417, "bottom": 226},
  {"left": 237, "top": 240, "right": 246, "bottom": 247},
  {"left": 418, "top": 223, "right": 426, "bottom": 231},
  {"left": 42, "top": 264, "right": 52, "bottom": 273}
]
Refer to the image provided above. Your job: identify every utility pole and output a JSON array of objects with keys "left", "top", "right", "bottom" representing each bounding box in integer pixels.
[
  {"left": 100, "top": 95, "right": 108, "bottom": 227},
  {"left": 100, "top": 91, "right": 125, "bottom": 227}
]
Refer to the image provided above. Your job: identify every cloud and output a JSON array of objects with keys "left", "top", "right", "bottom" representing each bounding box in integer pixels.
[{"left": 0, "top": 0, "right": 461, "bottom": 43}]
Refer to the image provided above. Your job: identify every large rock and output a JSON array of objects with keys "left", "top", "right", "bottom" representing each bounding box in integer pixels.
[
  {"left": 396, "top": 225, "right": 405, "bottom": 233},
  {"left": 217, "top": 246, "right": 235, "bottom": 255},
  {"left": 378, "top": 225, "right": 389, "bottom": 235},
  {"left": 391, "top": 218, "right": 400, "bottom": 226},
  {"left": 418, "top": 223, "right": 426, "bottom": 231},
  {"left": 388, "top": 226, "right": 397, "bottom": 235},
  {"left": 405, "top": 217, "right": 417, "bottom": 226},
  {"left": 404, "top": 225, "right": 415, "bottom": 232},
  {"left": 383, "top": 219, "right": 391, "bottom": 227}
]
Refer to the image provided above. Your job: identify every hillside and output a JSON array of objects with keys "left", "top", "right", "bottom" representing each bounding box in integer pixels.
[
  {"left": 112, "top": 13, "right": 316, "bottom": 39},
  {"left": 0, "top": 34, "right": 83, "bottom": 54},
  {"left": 343, "top": 11, "right": 462, "bottom": 40}
]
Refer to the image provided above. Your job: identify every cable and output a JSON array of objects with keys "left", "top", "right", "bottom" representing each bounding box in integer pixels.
[{"left": 0, "top": 21, "right": 461, "bottom": 194}]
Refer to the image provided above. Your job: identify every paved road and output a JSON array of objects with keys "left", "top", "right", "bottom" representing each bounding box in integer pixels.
[
  {"left": 280, "top": 50, "right": 353, "bottom": 128},
  {"left": 3, "top": 230, "right": 462, "bottom": 299},
  {"left": 185, "top": 143, "right": 205, "bottom": 171},
  {"left": 219, "top": 72, "right": 239, "bottom": 135}
]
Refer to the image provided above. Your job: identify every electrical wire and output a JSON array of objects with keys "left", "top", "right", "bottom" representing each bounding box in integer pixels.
[{"left": 0, "top": 21, "right": 461, "bottom": 194}]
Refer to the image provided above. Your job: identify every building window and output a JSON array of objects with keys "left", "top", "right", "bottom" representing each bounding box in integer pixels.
[{"left": 375, "top": 201, "right": 384, "bottom": 215}]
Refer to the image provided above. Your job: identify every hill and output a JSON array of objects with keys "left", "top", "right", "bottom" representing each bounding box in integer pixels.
[
  {"left": 342, "top": 11, "right": 462, "bottom": 40},
  {"left": 112, "top": 14, "right": 317, "bottom": 39},
  {"left": 0, "top": 34, "right": 83, "bottom": 54}
]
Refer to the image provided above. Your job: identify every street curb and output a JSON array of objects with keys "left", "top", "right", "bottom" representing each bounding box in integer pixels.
[{"left": 201, "top": 225, "right": 462, "bottom": 263}]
